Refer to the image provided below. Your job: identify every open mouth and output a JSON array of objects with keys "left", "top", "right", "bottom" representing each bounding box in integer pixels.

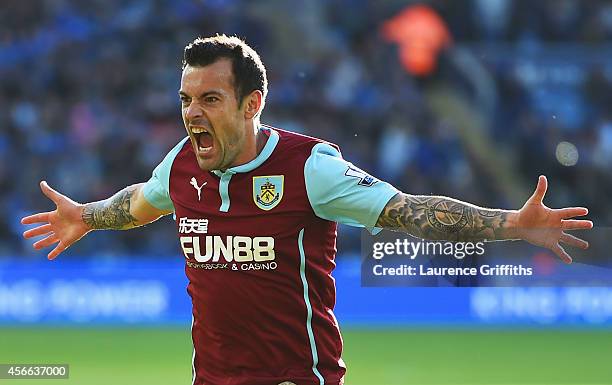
[{"left": 191, "top": 127, "right": 214, "bottom": 153}]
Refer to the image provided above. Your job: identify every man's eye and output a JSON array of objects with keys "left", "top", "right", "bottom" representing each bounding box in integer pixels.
[
  {"left": 205, "top": 96, "right": 219, "bottom": 103},
  {"left": 180, "top": 98, "right": 190, "bottom": 105}
]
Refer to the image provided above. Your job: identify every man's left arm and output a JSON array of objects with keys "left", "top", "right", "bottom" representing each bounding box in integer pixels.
[
  {"left": 376, "top": 175, "right": 593, "bottom": 263},
  {"left": 376, "top": 193, "right": 515, "bottom": 241}
]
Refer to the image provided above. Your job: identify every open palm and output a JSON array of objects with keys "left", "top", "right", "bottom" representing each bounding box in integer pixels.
[
  {"left": 21, "top": 181, "right": 91, "bottom": 260},
  {"left": 516, "top": 176, "right": 592, "bottom": 264}
]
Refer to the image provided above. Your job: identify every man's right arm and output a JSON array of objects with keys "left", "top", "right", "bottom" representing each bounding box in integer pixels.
[
  {"left": 82, "top": 183, "right": 171, "bottom": 230},
  {"left": 22, "top": 181, "right": 171, "bottom": 260},
  {"left": 23, "top": 137, "right": 185, "bottom": 259}
]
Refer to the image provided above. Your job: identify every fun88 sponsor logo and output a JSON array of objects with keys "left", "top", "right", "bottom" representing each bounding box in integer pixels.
[
  {"left": 180, "top": 235, "right": 275, "bottom": 263},
  {"left": 178, "top": 217, "right": 208, "bottom": 234},
  {"left": 178, "top": 217, "right": 277, "bottom": 271}
]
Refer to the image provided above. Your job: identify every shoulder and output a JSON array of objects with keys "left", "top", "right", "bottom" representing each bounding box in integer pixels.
[
  {"left": 263, "top": 124, "right": 340, "bottom": 155},
  {"left": 143, "top": 136, "right": 189, "bottom": 211},
  {"left": 152, "top": 136, "right": 190, "bottom": 174},
  {"left": 173, "top": 136, "right": 193, "bottom": 158}
]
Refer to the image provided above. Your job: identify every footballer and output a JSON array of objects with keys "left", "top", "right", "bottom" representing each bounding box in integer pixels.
[{"left": 21, "top": 35, "right": 592, "bottom": 385}]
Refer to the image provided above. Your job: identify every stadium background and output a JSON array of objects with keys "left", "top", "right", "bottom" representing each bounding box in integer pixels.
[{"left": 1, "top": 0, "right": 611, "bottom": 384}]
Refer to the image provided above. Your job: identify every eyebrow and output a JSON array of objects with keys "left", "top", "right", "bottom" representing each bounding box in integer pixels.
[{"left": 178, "top": 90, "right": 223, "bottom": 98}]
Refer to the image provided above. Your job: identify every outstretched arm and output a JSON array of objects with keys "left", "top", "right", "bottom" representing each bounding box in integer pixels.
[
  {"left": 376, "top": 194, "right": 516, "bottom": 241},
  {"left": 376, "top": 176, "right": 593, "bottom": 263},
  {"left": 21, "top": 181, "right": 171, "bottom": 260},
  {"left": 81, "top": 184, "right": 167, "bottom": 230}
]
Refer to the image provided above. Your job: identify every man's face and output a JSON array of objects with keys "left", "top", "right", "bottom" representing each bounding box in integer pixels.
[{"left": 179, "top": 59, "right": 246, "bottom": 171}]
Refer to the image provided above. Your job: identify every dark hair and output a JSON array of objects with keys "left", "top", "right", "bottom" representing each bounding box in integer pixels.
[{"left": 183, "top": 34, "right": 267, "bottom": 114}]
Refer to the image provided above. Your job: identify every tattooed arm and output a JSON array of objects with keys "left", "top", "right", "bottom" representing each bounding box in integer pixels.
[
  {"left": 21, "top": 182, "right": 171, "bottom": 259},
  {"left": 81, "top": 184, "right": 166, "bottom": 230},
  {"left": 375, "top": 176, "right": 593, "bottom": 263},
  {"left": 376, "top": 193, "right": 519, "bottom": 242}
]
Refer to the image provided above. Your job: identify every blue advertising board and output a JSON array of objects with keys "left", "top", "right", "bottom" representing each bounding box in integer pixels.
[
  {"left": 1, "top": 257, "right": 611, "bottom": 326},
  {"left": 0, "top": 258, "right": 191, "bottom": 325}
]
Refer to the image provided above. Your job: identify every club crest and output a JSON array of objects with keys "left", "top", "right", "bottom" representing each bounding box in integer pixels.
[{"left": 253, "top": 175, "right": 284, "bottom": 211}]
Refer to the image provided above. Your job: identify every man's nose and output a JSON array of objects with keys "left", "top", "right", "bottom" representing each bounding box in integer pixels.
[{"left": 185, "top": 100, "right": 203, "bottom": 120}]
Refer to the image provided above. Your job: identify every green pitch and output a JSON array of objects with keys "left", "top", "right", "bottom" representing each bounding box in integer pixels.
[{"left": 0, "top": 327, "right": 610, "bottom": 384}]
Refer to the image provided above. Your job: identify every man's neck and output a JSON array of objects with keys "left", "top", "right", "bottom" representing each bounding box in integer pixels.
[
  {"left": 218, "top": 125, "right": 268, "bottom": 172},
  {"left": 255, "top": 126, "right": 267, "bottom": 155}
]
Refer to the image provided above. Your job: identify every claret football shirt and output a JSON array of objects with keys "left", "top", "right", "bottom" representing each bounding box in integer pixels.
[{"left": 143, "top": 125, "right": 398, "bottom": 385}]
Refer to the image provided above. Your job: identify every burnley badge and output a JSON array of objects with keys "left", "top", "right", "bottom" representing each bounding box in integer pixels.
[{"left": 253, "top": 175, "right": 284, "bottom": 211}]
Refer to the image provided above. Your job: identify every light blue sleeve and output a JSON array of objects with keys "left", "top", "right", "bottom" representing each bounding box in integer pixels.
[
  {"left": 142, "top": 137, "right": 189, "bottom": 212},
  {"left": 304, "top": 143, "right": 400, "bottom": 233}
]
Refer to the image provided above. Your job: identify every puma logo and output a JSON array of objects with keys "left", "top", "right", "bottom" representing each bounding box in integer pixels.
[{"left": 190, "top": 177, "right": 207, "bottom": 201}]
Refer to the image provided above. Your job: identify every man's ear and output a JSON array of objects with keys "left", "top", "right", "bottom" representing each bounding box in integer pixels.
[{"left": 243, "top": 90, "right": 263, "bottom": 119}]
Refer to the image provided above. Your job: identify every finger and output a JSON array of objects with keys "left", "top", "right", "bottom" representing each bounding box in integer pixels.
[
  {"left": 529, "top": 175, "right": 548, "bottom": 204},
  {"left": 33, "top": 233, "right": 60, "bottom": 250},
  {"left": 40, "top": 181, "right": 64, "bottom": 205},
  {"left": 562, "top": 219, "right": 593, "bottom": 230},
  {"left": 23, "top": 224, "right": 53, "bottom": 239},
  {"left": 48, "top": 241, "right": 68, "bottom": 260},
  {"left": 552, "top": 243, "right": 572, "bottom": 264},
  {"left": 560, "top": 232, "right": 589, "bottom": 250},
  {"left": 555, "top": 207, "right": 588, "bottom": 219},
  {"left": 21, "top": 211, "right": 52, "bottom": 225}
]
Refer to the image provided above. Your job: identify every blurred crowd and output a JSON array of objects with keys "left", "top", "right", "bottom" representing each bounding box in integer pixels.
[{"left": 1, "top": 0, "right": 611, "bottom": 257}]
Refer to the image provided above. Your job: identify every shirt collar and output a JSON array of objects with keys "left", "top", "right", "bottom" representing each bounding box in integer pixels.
[{"left": 212, "top": 126, "right": 279, "bottom": 176}]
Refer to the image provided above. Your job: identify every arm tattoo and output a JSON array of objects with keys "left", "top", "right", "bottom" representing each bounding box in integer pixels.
[
  {"left": 376, "top": 193, "right": 513, "bottom": 241},
  {"left": 82, "top": 187, "right": 139, "bottom": 230}
]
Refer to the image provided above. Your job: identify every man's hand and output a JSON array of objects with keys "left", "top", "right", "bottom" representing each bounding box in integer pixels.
[
  {"left": 22, "top": 181, "right": 170, "bottom": 260},
  {"left": 511, "top": 175, "right": 593, "bottom": 264},
  {"left": 21, "top": 181, "right": 91, "bottom": 260}
]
